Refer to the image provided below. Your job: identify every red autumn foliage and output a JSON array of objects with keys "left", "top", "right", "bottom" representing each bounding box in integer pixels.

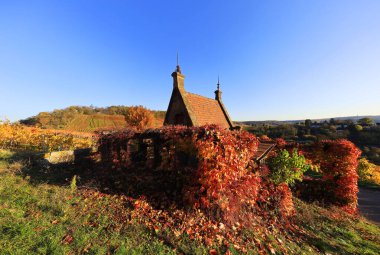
[
  {"left": 275, "top": 138, "right": 287, "bottom": 149},
  {"left": 182, "top": 126, "right": 261, "bottom": 224},
  {"left": 95, "top": 125, "right": 294, "bottom": 227},
  {"left": 275, "top": 183, "right": 295, "bottom": 218},
  {"left": 268, "top": 138, "right": 360, "bottom": 214},
  {"left": 300, "top": 139, "right": 361, "bottom": 214}
]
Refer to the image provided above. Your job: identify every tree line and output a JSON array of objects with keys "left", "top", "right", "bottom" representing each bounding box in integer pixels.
[
  {"left": 245, "top": 117, "right": 380, "bottom": 164},
  {"left": 20, "top": 105, "right": 166, "bottom": 131}
]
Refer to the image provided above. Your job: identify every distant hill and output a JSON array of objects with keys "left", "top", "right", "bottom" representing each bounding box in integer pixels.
[
  {"left": 65, "top": 114, "right": 127, "bottom": 132},
  {"left": 237, "top": 115, "right": 380, "bottom": 126},
  {"left": 20, "top": 106, "right": 165, "bottom": 132}
]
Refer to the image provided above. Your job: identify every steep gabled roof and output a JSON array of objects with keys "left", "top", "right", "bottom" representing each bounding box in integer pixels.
[
  {"left": 185, "top": 92, "right": 231, "bottom": 129},
  {"left": 164, "top": 66, "right": 235, "bottom": 129},
  {"left": 254, "top": 142, "right": 276, "bottom": 163}
]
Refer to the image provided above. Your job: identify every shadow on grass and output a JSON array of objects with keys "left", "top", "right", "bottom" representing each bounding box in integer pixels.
[
  {"left": 359, "top": 181, "right": 380, "bottom": 190},
  {"left": 4, "top": 150, "right": 79, "bottom": 186},
  {"left": 4, "top": 150, "right": 190, "bottom": 210}
]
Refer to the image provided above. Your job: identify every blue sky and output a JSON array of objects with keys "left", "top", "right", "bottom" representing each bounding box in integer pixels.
[{"left": 1, "top": 1, "right": 379, "bottom": 121}]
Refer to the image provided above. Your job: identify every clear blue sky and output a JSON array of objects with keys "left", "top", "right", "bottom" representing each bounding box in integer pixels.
[{"left": 1, "top": 1, "right": 379, "bottom": 121}]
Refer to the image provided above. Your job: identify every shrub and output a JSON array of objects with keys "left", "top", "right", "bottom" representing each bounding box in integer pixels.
[
  {"left": 371, "top": 166, "right": 380, "bottom": 185},
  {"left": 358, "top": 158, "right": 373, "bottom": 181},
  {"left": 259, "top": 135, "right": 272, "bottom": 142},
  {"left": 183, "top": 127, "right": 261, "bottom": 224},
  {"left": 267, "top": 149, "right": 310, "bottom": 186},
  {"left": 96, "top": 125, "right": 295, "bottom": 226},
  {"left": 358, "top": 158, "right": 380, "bottom": 186},
  {"left": 275, "top": 138, "right": 287, "bottom": 149},
  {"left": 302, "top": 139, "right": 361, "bottom": 214}
]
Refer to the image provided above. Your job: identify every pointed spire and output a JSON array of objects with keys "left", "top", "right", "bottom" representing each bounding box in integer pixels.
[
  {"left": 175, "top": 52, "right": 181, "bottom": 73},
  {"left": 215, "top": 75, "right": 222, "bottom": 101},
  {"left": 171, "top": 52, "right": 185, "bottom": 89}
]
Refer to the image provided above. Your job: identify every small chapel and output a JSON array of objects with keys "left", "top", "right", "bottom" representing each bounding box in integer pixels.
[{"left": 164, "top": 64, "right": 237, "bottom": 130}]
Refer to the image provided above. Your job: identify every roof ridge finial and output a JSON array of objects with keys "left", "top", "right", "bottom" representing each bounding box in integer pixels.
[
  {"left": 176, "top": 52, "right": 181, "bottom": 73},
  {"left": 217, "top": 75, "right": 220, "bottom": 90}
]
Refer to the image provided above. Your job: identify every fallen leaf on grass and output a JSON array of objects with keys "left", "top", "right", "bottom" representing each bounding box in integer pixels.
[
  {"left": 267, "top": 244, "right": 276, "bottom": 254},
  {"left": 62, "top": 234, "right": 74, "bottom": 245},
  {"left": 82, "top": 243, "right": 91, "bottom": 253},
  {"left": 209, "top": 249, "right": 218, "bottom": 255}
]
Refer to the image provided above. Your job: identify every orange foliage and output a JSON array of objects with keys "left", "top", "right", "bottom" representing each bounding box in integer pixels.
[
  {"left": 0, "top": 122, "right": 94, "bottom": 152},
  {"left": 259, "top": 135, "right": 272, "bottom": 142},
  {"left": 125, "top": 106, "right": 154, "bottom": 130}
]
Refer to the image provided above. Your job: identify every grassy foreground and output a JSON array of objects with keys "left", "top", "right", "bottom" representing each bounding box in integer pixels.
[{"left": 0, "top": 150, "right": 379, "bottom": 255}]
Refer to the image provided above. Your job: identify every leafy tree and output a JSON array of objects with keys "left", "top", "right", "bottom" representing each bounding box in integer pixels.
[
  {"left": 19, "top": 117, "right": 39, "bottom": 126},
  {"left": 125, "top": 106, "right": 154, "bottom": 130},
  {"left": 268, "top": 124, "right": 297, "bottom": 139},
  {"left": 305, "top": 119, "right": 312, "bottom": 128},
  {"left": 19, "top": 105, "right": 164, "bottom": 130},
  {"left": 358, "top": 118, "right": 375, "bottom": 126},
  {"left": 106, "top": 106, "right": 130, "bottom": 116},
  {"left": 347, "top": 124, "right": 363, "bottom": 141},
  {"left": 267, "top": 149, "right": 310, "bottom": 186}
]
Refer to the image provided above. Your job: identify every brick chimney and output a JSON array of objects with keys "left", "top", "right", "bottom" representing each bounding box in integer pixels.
[{"left": 172, "top": 53, "right": 185, "bottom": 91}]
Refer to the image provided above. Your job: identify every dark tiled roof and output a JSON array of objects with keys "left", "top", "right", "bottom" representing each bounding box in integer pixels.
[
  {"left": 185, "top": 92, "right": 231, "bottom": 129},
  {"left": 254, "top": 142, "right": 276, "bottom": 161}
]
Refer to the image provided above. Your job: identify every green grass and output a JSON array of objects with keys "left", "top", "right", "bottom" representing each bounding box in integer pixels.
[
  {"left": 0, "top": 180, "right": 175, "bottom": 254},
  {"left": 0, "top": 150, "right": 379, "bottom": 254},
  {"left": 294, "top": 200, "right": 380, "bottom": 255},
  {"left": 0, "top": 151, "right": 181, "bottom": 255}
]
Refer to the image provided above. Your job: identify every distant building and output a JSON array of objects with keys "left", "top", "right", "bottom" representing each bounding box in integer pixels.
[{"left": 164, "top": 64, "right": 236, "bottom": 130}]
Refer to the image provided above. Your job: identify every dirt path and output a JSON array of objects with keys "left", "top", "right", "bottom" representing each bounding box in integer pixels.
[{"left": 358, "top": 188, "right": 380, "bottom": 225}]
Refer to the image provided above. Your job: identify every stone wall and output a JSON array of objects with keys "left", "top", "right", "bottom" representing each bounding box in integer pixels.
[{"left": 98, "top": 129, "right": 197, "bottom": 172}]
